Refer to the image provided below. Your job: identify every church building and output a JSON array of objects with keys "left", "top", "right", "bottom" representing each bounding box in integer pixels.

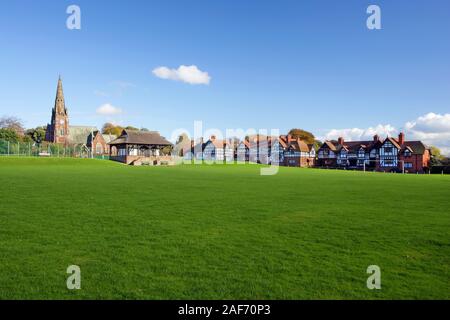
[
  {"left": 45, "top": 77, "right": 70, "bottom": 144},
  {"left": 45, "top": 77, "right": 114, "bottom": 155}
]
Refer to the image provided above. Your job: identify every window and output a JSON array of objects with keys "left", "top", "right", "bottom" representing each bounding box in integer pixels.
[
  {"left": 404, "top": 162, "right": 413, "bottom": 168},
  {"left": 385, "top": 147, "right": 393, "bottom": 153},
  {"left": 358, "top": 150, "right": 365, "bottom": 158}
]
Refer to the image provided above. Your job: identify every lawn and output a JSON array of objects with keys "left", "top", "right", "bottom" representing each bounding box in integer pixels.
[{"left": 0, "top": 157, "right": 449, "bottom": 299}]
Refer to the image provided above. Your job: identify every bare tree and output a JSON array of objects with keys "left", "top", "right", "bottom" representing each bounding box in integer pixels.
[{"left": 0, "top": 116, "right": 25, "bottom": 136}]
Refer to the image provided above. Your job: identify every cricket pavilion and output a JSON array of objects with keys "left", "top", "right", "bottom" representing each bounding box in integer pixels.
[{"left": 108, "top": 129, "right": 174, "bottom": 165}]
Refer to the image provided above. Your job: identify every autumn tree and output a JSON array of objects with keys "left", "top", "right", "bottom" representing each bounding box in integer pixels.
[
  {"left": 124, "top": 126, "right": 139, "bottom": 131},
  {"left": 288, "top": 128, "right": 316, "bottom": 144},
  {"left": 102, "top": 123, "right": 123, "bottom": 136},
  {"left": 430, "top": 146, "right": 446, "bottom": 165}
]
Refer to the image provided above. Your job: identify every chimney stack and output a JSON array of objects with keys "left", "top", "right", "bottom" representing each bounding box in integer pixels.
[
  {"left": 398, "top": 132, "right": 405, "bottom": 145},
  {"left": 287, "top": 134, "right": 294, "bottom": 143},
  {"left": 338, "top": 137, "right": 344, "bottom": 145},
  {"left": 373, "top": 134, "right": 380, "bottom": 142},
  {"left": 210, "top": 135, "right": 216, "bottom": 141}
]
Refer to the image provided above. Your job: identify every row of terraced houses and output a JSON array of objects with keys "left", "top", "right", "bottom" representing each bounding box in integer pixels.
[
  {"left": 46, "top": 78, "right": 431, "bottom": 173},
  {"left": 179, "top": 132, "right": 431, "bottom": 173},
  {"left": 317, "top": 133, "right": 431, "bottom": 173}
]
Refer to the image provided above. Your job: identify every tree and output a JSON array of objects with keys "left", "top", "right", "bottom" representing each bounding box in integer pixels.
[
  {"left": 430, "top": 146, "right": 445, "bottom": 166},
  {"left": 288, "top": 128, "right": 316, "bottom": 144},
  {"left": 0, "top": 128, "right": 20, "bottom": 142},
  {"left": 313, "top": 140, "right": 323, "bottom": 151},
  {"left": 25, "top": 126, "right": 47, "bottom": 144},
  {"left": 125, "top": 126, "right": 139, "bottom": 131},
  {"left": 102, "top": 123, "right": 123, "bottom": 136},
  {"left": 21, "top": 135, "right": 33, "bottom": 143},
  {"left": 0, "top": 116, "right": 25, "bottom": 136},
  {"left": 140, "top": 128, "right": 150, "bottom": 132}
]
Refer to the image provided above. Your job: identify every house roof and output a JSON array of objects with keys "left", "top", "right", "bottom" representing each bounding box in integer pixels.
[
  {"left": 108, "top": 129, "right": 172, "bottom": 146},
  {"left": 205, "top": 138, "right": 231, "bottom": 148},
  {"left": 102, "top": 133, "right": 117, "bottom": 144},
  {"left": 238, "top": 140, "right": 251, "bottom": 148},
  {"left": 338, "top": 141, "right": 373, "bottom": 152},
  {"left": 320, "top": 136, "right": 428, "bottom": 155},
  {"left": 68, "top": 126, "right": 98, "bottom": 145},
  {"left": 323, "top": 140, "right": 338, "bottom": 151},
  {"left": 384, "top": 136, "right": 402, "bottom": 149},
  {"left": 401, "top": 141, "right": 428, "bottom": 155},
  {"left": 289, "top": 139, "right": 311, "bottom": 152}
]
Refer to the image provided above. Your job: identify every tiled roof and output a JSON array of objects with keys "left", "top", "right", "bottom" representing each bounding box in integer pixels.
[
  {"left": 102, "top": 133, "right": 117, "bottom": 143},
  {"left": 323, "top": 140, "right": 338, "bottom": 151},
  {"left": 68, "top": 126, "right": 98, "bottom": 145},
  {"left": 290, "top": 139, "right": 310, "bottom": 152},
  {"left": 401, "top": 141, "right": 428, "bottom": 155},
  {"left": 109, "top": 129, "right": 172, "bottom": 146}
]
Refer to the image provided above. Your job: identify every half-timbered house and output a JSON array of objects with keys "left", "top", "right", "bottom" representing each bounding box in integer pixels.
[
  {"left": 202, "top": 136, "right": 234, "bottom": 162},
  {"left": 318, "top": 133, "right": 431, "bottom": 173}
]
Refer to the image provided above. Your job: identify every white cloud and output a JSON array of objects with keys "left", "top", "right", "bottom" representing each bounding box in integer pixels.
[
  {"left": 323, "top": 124, "right": 397, "bottom": 141},
  {"left": 322, "top": 113, "right": 450, "bottom": 156},
  {"left": 96, "top": 103, "right": 122, "bottom": 116},
  {"left": 405, "top": 113, "right": 450, "bottom": 155},
  {"left": 152, "top": 65, "right": 211, "bottom": 85},
  {"left": 405, "top": 113, "right": 450, "bottom": 133}
]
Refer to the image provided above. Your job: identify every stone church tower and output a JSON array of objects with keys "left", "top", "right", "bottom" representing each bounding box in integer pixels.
[{"left": 46, "top": 77, "right": 70, "bottom": 144}]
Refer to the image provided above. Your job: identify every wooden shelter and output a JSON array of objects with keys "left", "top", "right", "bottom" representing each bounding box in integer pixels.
[{"left": 108, "top": 129, "right": 173, "bottom": 165}]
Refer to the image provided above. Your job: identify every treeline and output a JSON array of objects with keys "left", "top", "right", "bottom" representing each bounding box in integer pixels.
[
  {"left": 101, "top": 123, "right": 150, "bottom": 136},
  {"left": 0, "top": 116, "right": 46, "bottom": 144},
  {"left": 0, "top": 116, "right": 150, "bottom": 144}
]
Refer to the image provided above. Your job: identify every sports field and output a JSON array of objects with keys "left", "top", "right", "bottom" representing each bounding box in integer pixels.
[{"left": 0, "top": 157, "right": 449, "bottom": 299}]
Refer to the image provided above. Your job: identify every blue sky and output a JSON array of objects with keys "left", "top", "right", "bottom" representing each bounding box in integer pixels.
[{"left": 0, "top": 0, "right": 449, "bottom": 148}]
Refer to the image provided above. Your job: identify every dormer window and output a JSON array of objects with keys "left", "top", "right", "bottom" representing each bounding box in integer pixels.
[{"left": 404, "top": 150, "right": 412, "bottom": 157}]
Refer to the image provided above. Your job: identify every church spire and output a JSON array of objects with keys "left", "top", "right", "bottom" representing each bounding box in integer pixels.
[
  {"left": 46, "top": 76, "right": 70, "bottom": 144},
  {"left": 55, "top": 76, "right": 67, "bottom": 115}
]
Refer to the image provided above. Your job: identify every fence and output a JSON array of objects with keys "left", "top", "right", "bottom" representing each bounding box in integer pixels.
[{"left": 0, "top": 140, "right": 94, "bottom": 158}]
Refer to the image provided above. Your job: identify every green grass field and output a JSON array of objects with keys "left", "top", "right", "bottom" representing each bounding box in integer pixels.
[{"left": 0, "top": 157, "right": 449, "bottom": 299}]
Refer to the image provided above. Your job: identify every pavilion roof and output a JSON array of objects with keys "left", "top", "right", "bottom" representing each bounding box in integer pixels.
[{"left": 108, "top": 129, "right": 172, "bottom": 146}]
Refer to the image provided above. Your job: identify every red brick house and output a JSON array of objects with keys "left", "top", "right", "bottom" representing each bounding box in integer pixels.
[
  {"left": 378, "top": 133, "right": 431, "bottom": 173},
  {"left": 87, "top": 131, "right": 117, "bottom": 156}
]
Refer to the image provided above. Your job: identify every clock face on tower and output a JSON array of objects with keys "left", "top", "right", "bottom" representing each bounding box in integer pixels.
[{"left": 60, "top": 119, "right": 65, "bottom": 125}]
